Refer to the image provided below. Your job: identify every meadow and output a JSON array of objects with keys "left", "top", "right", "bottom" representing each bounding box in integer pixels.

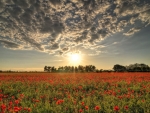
[{"left": 0, "top": 73, "right": 150, "bottom": 113}]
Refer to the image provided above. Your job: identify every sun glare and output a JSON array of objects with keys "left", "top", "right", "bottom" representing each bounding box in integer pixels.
[{"left": 69, "top": 53, "right": 81, "bottom": 65}]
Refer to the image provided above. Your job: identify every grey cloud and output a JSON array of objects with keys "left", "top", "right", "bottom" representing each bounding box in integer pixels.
[
  {"left": 21, "top": 12, "right": 33, "bottom": 26},
  {"left": 58, "top": 51, "right": 63, "bottom": 55},
  {"left": 0, "top": 0, "right": 5, "bottom": 12},
  {"left": 74, "top": 31, "right": 89, "bottom": 44},
  {"left": 7, "top": 5, "right": 23, "bottom": 19},
  {"left": 88, "top": 33, "right": 100, "bottom": 44},
  {"left": 62, "top": 47, "right": 69, "bottom": 52},
  {"left": 0, "top": 40, "right": 21, "bottom": 49},
  {"left": 12, "top": 0, "right": 29, "bottom": 8},
  {"left": 50, "top": 43, "right": 60, "bottom": 50},
  {"left": 0, "top": 0, "right": 150, "bottom": 55},
  {"left": 44, "top": 43, "right": 60, "bottom": 53},
  {"left": 22, "top": 36, "right": 44, "bottom": 51},
  {"left": 97, "top": 30, "right": 108, "bottom": 39},
  {"left": 40, "top": 17, "right": 53, "bottom": 33}
]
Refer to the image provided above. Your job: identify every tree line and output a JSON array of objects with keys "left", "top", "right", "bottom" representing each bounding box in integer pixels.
[
  {"left": 44, "top": 63, "right": 150, "bottom": 73},
  {"left": 44, "top": 65, "right": 96, "bottom": 73},
  {"left": 1, "top": 63, "right": 149, "bottom": 73},
  {"left": 113, "top": 63, "right": 150, "bottom": 72}
]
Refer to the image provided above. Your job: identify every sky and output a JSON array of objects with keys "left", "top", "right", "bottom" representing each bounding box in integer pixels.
[{"left": 0, "top": 0, "right": 150, "bottom": 71}]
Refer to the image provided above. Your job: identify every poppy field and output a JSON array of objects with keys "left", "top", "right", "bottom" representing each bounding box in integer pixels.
[{"left": 0, "top": 73, "right": 150, "bottom": 113}]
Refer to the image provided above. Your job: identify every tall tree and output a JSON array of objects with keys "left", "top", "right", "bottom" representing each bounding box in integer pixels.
[
  {"left": 44, "top": 66, "right": 48, "bottom": 71},
  {"left": 47, "top": 66, "right": 51, "bottom": 72}
]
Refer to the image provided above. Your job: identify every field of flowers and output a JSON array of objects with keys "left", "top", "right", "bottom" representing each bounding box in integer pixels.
[{"left": 0, "top": 73, "right": 150, "bottom": 113}]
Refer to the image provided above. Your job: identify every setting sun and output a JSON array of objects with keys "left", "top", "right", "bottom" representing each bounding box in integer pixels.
[
  {"left": 71, "top": 53, "right": 80, "bottom": 61},
  {"left": 69, "top": 53, "right": 81, "bottom": 65}
]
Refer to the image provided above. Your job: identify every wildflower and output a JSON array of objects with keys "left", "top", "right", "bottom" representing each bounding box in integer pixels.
[
  {"left": 114, "top": 106, "right": 119, "bottom": 111},
  {"left": 56, "top": 99, "right": 64, "bottom": 105},
  {"left": 68, "top": 95, "right": 70, "bottom": 98},
  {"left": 12, "top": 96, "right": 15, "bottom": 99},
  {"left": 35, "top": 100, "right": 40, "bottom": 102},
  {"left": 54, "top": 97, "right": 57, "bottom": 101},
  {"left": 95, "top": 106, "right": 100, "bottom": 110},
  {"left": 78, "top": 85, "right": 83, "bottom": 90},
  {"left": 1, "top": 104, "right": 6, "bottom": 111},
  {"left": 20, "top": 94, "right": 24, "bottom": 98},
  {"left": 24, "top": 107, "right": 27, "bottom": 110},
  {"left": 28, "top": 108, "right": 31, "bottom": 112},
  {"left": 79, "top": 109, "right": 83, "bottom": 112},
  {"left": 81, "top": 102, "right": 84, "bottom": 106},
  {"left": 8, "top": 106, "right": 12, "bottom": 112},
  {"left": 74, "top": 100, "right": 76, "bottom": 105},
  {"left": 85, "top": 106, "right": 89, "bottom": 110},
  {"left": 9, "top": 101, "right": 13, "bottom": 106},
  {"left": 14, "top": 106, "right": 20, "bottom": 112},
  {"left": 124, "top": 105, "right": 128, "bottom": 110},
  {"left": 142, "top": 99, "right": 145, "bottom": 103},
  {"left": 15, "top": 100, "right": 19, "bottom": 104}
]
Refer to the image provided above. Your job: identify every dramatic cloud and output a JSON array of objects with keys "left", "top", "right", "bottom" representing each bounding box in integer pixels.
[{"left": 0, "top": 0, "right": 150, "bottom": 55}]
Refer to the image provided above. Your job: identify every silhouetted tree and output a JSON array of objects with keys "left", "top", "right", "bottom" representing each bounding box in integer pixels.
[
  {"left": 96, "top": 69, "right": 99, "bottom": 73},
  {"left": 113, "top": 64, "right": 126, "bottom": 72},
  {"left": 47, "top": 66, "right": 51, "bottom": 72},
  {"left": 85, "top": 65, "right": 89, "bottom": 72},
  {"left": 75, "top": 66, "right": 78, "bottom": 72},
  {"left": 78, "top": 65, "right": 84, "bottom": 72},
  {"left": 44, "top": 66, "right": 47, "bottom": 71},
  {"left": 71, "top": 66, "right": 74, "bottom": 72},
  {"left": 51, "top": 66, "right": 56, "bottom": 72},
  {"left": 91, "top": 65, "right": 96, "bottom": 72},
  {"left": 127, "top": 63, "right": 150, "bottom": 72},
  {"left": 58, "top": 66, "right": 63, "bottom": 72}
]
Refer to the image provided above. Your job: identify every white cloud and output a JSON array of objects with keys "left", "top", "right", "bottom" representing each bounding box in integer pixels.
[
  {"left": 123, "top": 28, "right": 141, "bottom": 36},
  {"left": 53, "top": 60, "right": 63, "bottom": 62}
]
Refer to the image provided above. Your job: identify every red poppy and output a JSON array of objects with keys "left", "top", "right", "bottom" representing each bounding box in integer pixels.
[
  {"left": 9, "top": 101, "right": 13, "bottom": 106},
  {"left": 114, "top": 106, "right": 119, "bottom": 111},
  {"left": 15, "top": 100, "right": 19, "bottom": 104},
  {"left": 79, "top": 109, "right": 83, "bottom": 112},
  {"left": 81, "top": 102, "right": 84, "bottom": 106},
  {"left": 56, "top": 99, "right": 64, "bottom": 105},
  {"left": 95, "top": 106, "right": 100, "bottom": 110},
  {"left": 124, "top": 105, "right": 128, "bottom": 110},
  {"left": 1, "top": 104, "right": 6, "bottom": 111},
  {"left": 85, "top": 106, "right": 89, "bottom": 110},
  {"left": 28, "top": 108, "right": 31, "bottom": 112},
  {"left": 14, "top": 106, "right": 21, "bottom": 112}
]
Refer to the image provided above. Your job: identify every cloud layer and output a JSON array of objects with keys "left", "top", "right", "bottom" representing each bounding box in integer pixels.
[{"left": 0, "top": 0, "right": 150, "bottom": 55}]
